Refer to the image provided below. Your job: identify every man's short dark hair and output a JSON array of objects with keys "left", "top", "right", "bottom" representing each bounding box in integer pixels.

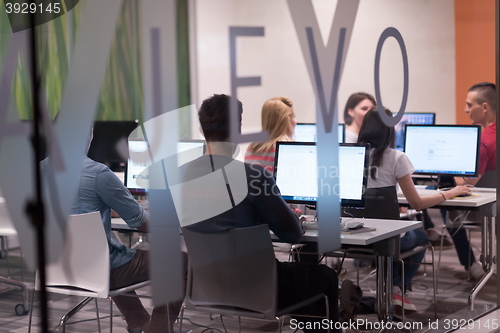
[
  {"left": 198, "top": 94, "right": 243, "bottom": 142},
  {"left": 469, "top": 82, "right": 496, "bottom": 112}
]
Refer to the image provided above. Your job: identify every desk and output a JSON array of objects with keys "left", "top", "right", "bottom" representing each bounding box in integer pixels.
[
  {"left": 118, "top": 216, "right": 421, "bottom": 323},
  {"left": 275, "top": 217, "right": 422, "bottom": 324},
  {"left": 111, "top": 217, "right": 132, "bottom": 230},
  {"left": 398, "top": 186, "right": 497, "bottom": 310},
  {"left": 398, "top": 186, "right": 496, "bottom": 209},
  {"left": 111, "top": 218, "right": 147, "bottom": 249}
]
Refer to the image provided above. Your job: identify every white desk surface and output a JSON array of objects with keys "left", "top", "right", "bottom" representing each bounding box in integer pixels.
[
  {"left": 302, "top": 218, "right": 422, "bottom": 246},
  {"left": 114, "top": 217, "right": 422, "bottom": 247},
  {"left": 398, "top": 185, "right": 496, "bottom": 208},
  {"left": 112, "top": 217, "right": 131, "bottom": 230}
]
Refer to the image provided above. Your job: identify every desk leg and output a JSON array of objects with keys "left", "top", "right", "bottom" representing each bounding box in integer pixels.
[
  {"left": 469, "top": 216, "right": 496, "bottom": 310},
  {"left": 376, "top": 255, "right": 394, "bottom": 323},
  {"left": 373, "top": 236, "right": 397, "bottom": 331}
]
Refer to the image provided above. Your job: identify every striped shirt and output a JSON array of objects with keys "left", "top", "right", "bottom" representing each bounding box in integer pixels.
[{"left": 245, "top": 147, "right": 276, "bottom": 173}]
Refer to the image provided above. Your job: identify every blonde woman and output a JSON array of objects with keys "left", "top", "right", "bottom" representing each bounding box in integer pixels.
[{"left": 245, "top": 97, "right": 297, "bottom": 172}]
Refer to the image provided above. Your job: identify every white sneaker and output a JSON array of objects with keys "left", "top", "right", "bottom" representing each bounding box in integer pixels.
[{"left": 469, "top": 262, "right": 485, "bottom": 280}]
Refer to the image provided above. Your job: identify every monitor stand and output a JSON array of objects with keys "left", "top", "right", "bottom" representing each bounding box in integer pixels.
[{"left": 425, "top": 175, "right": 456, "bottom": 190}]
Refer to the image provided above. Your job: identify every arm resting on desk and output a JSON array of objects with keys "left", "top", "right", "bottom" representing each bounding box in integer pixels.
[
  {"left": 398, "top": 174, "right": 470, "bottom": 210},
  {"left": 455, "top": 176, "right": 481, "bottom": 187}
]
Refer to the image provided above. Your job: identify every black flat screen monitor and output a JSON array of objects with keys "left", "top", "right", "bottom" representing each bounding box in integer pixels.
[
  {"left": 393, "top": 113, "right": 435, "bottom": 151},
  {"left": 87, "top": 121, "right": 139, "bottom": 170},
  {"left": 293, "top": 123, "right": 345, "bottom": 143},
  {"left": 274, "top": 142, "right": 369, "bottom": 207},
  {"left": 404, "top": 125, "right": 481, "bottom": 177},
  {"left": 125, "top": 140, "right": 205, "bottom": 194}
]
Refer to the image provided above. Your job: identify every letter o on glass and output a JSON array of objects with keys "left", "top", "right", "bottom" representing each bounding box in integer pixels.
[{"left": 374, "top": 27, "right": 409, "bottom": 127}]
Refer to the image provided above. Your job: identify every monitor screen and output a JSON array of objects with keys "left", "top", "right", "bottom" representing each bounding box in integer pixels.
[
  {"left": 274, "top": 142, "right": 368, "bottom": 207},
  {"left": 393, "top": 113, "right": 435, "bottom": 151},
  {"left": 404, "top": 125, "right": 481, "bottom": 176},
  {"left": 125, "top": 140, "right": 205, "bottom": 192},
  {"left": 293, "top": 123, "right": 345, "bottom": 143}
]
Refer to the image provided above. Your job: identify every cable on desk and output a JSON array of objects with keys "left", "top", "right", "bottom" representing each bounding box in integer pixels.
[
  {"left": 342, "top": 207, "right": 354, "bottom": 219},
  {"left": 429, "top": 175, "right": 439, "bottom": 185}
]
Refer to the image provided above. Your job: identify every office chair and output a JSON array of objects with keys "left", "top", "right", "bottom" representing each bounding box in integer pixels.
[
  {"left": 28, "top": 212, "right": 150, "bottom": 333},
  {"left": 338, "top": 186, "right": 437, "bottom": 321},
  {"left": 0, "top": 198, "right": 30, "bottom": 316},
  {"left": 344, "top": 186, "right": 401, "bottom": 220},
  {"left": 179, "top": 224, "right": 331, "bottom": 333}
]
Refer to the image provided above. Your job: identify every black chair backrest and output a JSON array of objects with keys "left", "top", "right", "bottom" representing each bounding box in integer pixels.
[
  {"left": 343, "top": 186, "right": 400, "bottom": 220},
  {"left": 182, "top": 224, "right": 277, "bottom": 315}
]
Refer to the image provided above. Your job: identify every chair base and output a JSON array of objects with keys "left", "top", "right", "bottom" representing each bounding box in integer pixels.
[{"left": 0, "top": 276, "right": 29, "bottom": 315}]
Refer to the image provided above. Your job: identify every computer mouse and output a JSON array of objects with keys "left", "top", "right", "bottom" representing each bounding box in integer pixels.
[
  {"left": 346, "top": 222, "right": 364, "bottom": 230},
  {"left": 456, "top": 193, "right": 472, "bottom": 197}
]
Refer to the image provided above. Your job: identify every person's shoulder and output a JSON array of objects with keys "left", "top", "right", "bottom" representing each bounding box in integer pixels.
[
  {"left": 385, "top": 148, "right": 410, "bottom": 164},
  {"left": 393, "top": 149, "right": 411, "bottom": 161},
  {"left": 244, "top": 161, "right": 272, "bottom": 177},
  {"left": 84, "top": 157, "right": 110, "bottom": 172},
  {"left": 391, "top": 149, "right": 406, "bottom": 158},
  {"left": 484, "top": 123, "right": 497, "bottom": 138},
  {"left": 344, "top": 129, "right": 358, "bottom": 143}
]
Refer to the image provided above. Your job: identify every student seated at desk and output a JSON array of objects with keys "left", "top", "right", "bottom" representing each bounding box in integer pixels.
[
  {"left": 71, "top": 131, "right": 187, "bottom": 333},
  {"left": 357, "top": 108, "right": 470, "bottom": 315},
  {"left": 181, "top": 94, "right": 340, "bottom": 332},
  {"left": 245, "top": 96, "right": 296, "bottom": 173},
  {"left": 450, "top": 82, "right": 496, "bottom": 280},
  {"left": 244, "top": 97, "right": 319, "bottom": 262}
]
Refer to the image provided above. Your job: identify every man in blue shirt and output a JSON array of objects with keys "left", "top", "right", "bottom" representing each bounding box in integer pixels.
[{"left": 73, "top": 156, "right": 185, "bottom": 333}]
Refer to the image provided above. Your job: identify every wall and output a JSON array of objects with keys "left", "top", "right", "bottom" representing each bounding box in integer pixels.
[
  {"left": 191, "top": 0, "right": 457, "bottom": 143},
  {"left": 454, "top": 0, "right": 496, "bottom": 125}
]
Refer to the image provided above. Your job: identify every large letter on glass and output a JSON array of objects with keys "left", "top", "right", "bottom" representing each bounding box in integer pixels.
[
  {"left": 374, "top": 27, "right": 409, "bottom": 127},
  {"left": 287, "top": 0, "right": 359, "bottom": 252},
  {"left": 140, "top": 0, "right": 184, "bottom": 305},
  {"left": 0, "top": 1, "right": 121, "bottom": 267},
  {"left": 229, "top": 27, "right": 268, "bottom": 143}
]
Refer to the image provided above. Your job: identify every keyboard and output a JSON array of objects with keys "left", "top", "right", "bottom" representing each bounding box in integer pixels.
[{"left": 302, "top": 221, "right": 318, "bottom": 230}]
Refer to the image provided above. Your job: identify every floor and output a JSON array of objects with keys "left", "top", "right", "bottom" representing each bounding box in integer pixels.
[{"left": 0, "top": 209, "right": 497, "bottom": 333}]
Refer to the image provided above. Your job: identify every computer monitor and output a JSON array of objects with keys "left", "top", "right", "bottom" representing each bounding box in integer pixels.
[
  {"left": 125, "top": 140, "right": 205, "bottom": 194},
  {"left": 293, "top": 123, "right": 345, "bottom": 143},
  {"left": 274, "top": 142, "right": 369, "bottom": 207},
  {"left": 393, "top": 113, "right": 435, "bottom": 151},
  {"left": 404, "top": 125, "right": 481, "bottom": 180}
]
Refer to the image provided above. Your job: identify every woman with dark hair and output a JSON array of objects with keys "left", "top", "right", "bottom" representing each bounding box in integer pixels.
[
  {"left": 357, "top": 108, "right": 469, "bottom": 316},
  {"left": 344, "top": 92, "right": 376, "bottom": 143}
]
